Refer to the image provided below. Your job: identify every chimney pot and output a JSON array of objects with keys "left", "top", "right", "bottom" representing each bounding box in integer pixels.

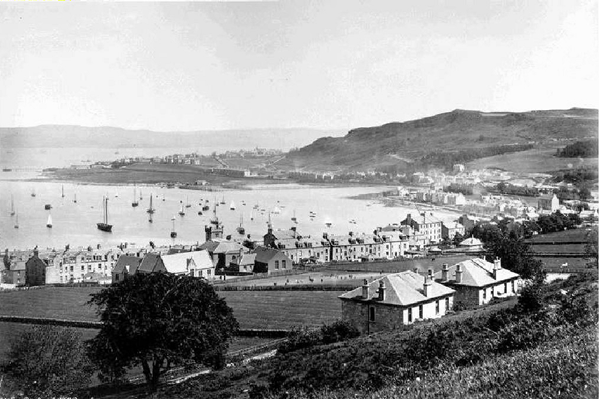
[
  {"left": 428, "top": 268, "right": 433, "bottom": 277},
  {"left": 362, "top": 279, "right": 370, "bottom": 300},
  {"left": 441, "top": 263, "right": 449, "bottom": 281},
  {"left": 455, "top": 264, "right": 463, "bottom": 283},
  {"left": 378, "top": 280, "right": 386, "bottom": 301},
  {"left": 423, "top": 276, "right": 432, "bottom": 297}
]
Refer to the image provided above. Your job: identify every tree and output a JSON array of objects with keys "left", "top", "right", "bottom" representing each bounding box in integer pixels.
[
  {"left": 2, "top": 325, "right": 94, "bottom": 398},
  {"left": 484, "top": 230, "right": 545, "bottom": 280},
  {"left": 87, "top": 272, "right": 238, "bottom": 391}
]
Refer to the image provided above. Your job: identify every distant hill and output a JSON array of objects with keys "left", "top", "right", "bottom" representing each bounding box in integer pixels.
[
  {"left": 282, "top": 108, "right": 598, "bottom": 172},
  {"left": 0, "top": 126, "right": 345, "bottom": 152}
]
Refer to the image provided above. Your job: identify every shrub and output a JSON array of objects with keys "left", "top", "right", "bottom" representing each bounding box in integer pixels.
[
  {"left": 277, "top": 326, "right": 322, "bottom": 354},
  {"left": 2, "top": 325, "right": 95, "bottom": 398},
  {"left": 321, "top": 320, "right": 360, "bottom": 344}
]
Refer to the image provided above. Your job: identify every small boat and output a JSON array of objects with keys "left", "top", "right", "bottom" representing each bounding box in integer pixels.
[
  {"left": 2, "top": 168, "right": 12, "bottom": 172},
  {"left": 198, "top": 211, "right": 203, "bottom": 215},
  {"left": 272, "top": 206, "right": 281, "bottom": 214},
  {"left": 31, "top": 188, "right": 36, "bottom": 197},
  {"left": 46, "top": 213, "right": 53, "bottom": 228},
  {"left": 73, "top": 193, "right": 77, "bottom": 203},
  {"left": 162, "top": 194, "right": 166, "bottom": 202},
  {"left": 185, "top": 196, "right": 191, "bottom": 208},
  {"left": 202, "top": 205, "right": 210, "bottom": 211},
  {"left": 10, "top": 195, "right": 15, "bottom": 216},
  {"left": 14, "top": 211, "right": 18, "bottom": 229},
  {"left": 220, "top": 195, "right": 225, "bottom": 205},
  {"left": 115, "top": 191, "right": 119, "bottom": 198},
  {"left": 139, "top": 190, "right": 143, "bottom": 200},
  {"left": 230, "top": 200, "right": 236, "bottom": 210},
  {"left": 170, "top": 216, "right": 177, "bottom": 238},
  {"left": 132, "top": 186, "right": 139, "bottom": 207},
  {"left": 97, "top": 196, "right": 112, "bottom": 232},
  {"left": 291, "top": 210, "right": 297, "bottom": 222},
  {"left": 178, "top": 202, "right": 185, "bottom": 216},
  {"left": 147, "top": 195, "right": 155, "bottom": 214},
  {"left": 237, "top": 214, "right": 245, "bottom": 235},
  {"left": 325, "top": 219, "right": 332, "bottom": 228},
  {"left": 44, "top": 204, "right": 52, "bottom": 210},
  {"left": 250, "top": 209, "right": 254, "bottom": 221},
  {"left": 61, "top": 185, "right": 65, "bottom": 198}
]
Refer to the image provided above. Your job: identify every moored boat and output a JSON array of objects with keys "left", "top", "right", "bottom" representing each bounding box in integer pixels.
[{"left": 97, "top": 196, "right": 112, "bottom": 232}]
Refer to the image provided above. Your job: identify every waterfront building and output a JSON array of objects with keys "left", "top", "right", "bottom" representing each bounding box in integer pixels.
[
  {"left": 45, "top": 248, "right": 121, "bottom": 284},
  {"left": 400, "top": 212, "right": 443, "bottom": 244},
  {"left": 339, "top": 271, "right": 455, "bottom": 334}
]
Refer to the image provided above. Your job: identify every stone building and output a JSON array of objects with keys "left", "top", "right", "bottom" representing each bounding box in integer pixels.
[
  {"left": 339, "top": 271, "right": 455, "bottom": 334},
  {"left": 433, "top": 258, "right": 519, "bottom": 308},
  {"left": 25, "top": 250, "right": 47, "bottom": 286}
]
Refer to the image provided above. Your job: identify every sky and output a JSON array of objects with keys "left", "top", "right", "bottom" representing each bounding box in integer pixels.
[{"left": 0, "top": 0, "right": 597, "bottom": 131}]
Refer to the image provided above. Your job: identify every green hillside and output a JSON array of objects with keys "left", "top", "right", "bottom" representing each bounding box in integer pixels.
[{"left": 283, "top": 108, "right": 598, "bottom": 172}]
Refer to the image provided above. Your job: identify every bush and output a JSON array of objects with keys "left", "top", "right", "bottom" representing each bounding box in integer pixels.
[
  {"left": 321, "top": 320, "right": 360, "bottom": 344},
  {"left": 1, "top": 325, "right": 95, "bottom": 398},
  {"left": 277, "top": 326, "right": 322, "bottom": 354}
]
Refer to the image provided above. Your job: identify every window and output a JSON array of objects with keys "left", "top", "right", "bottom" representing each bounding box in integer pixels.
[
  {"left": 408, "top": 307, "right": 412, "bottom": 322},
  {"left": 115, "top": 273, "right": 120, "bottom": 281},
  {"left": 275, "top": 261, "right": 279, "bottom": 269},
  {"left": 483, "top": 288, "right": 487, "bottom": 300},
  {"left": 419, "top": 305, "right": 423, "bottom": 319},
  {"left": 511, "top": 280, "right": 515, "bottom": 293},
  {"left": 445, "top": 297, "right": 450, "bottom": 311},
  {"left": 504, "top": 282, "right": 507, "bottom": 293},
  {"left": 435, "top": 300, "right": 440, "bottom": 314},
  {"left": 369, "top": 307, "right": 376, "bottom": 322},
  {"left": 282, "top": 260, "right": 287, "bottom": 269}
]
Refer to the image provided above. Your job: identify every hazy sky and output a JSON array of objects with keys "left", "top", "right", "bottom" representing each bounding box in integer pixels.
[{"left": 0, "top": 0, "right": 597, "bottom": 131}]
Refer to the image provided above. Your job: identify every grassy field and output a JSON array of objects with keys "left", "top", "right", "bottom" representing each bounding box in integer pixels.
[
  {"left": 466, "top": 147, "right": 598, "bottom": 173},
  {"left": 526, "top": 227, "right": 592, "bottom": 243},
  {"left": 220, "top": 291, "right": 344, "bottom": 330},
  {"left": 0, "top": 287, "right": 343, "bottom": 331}
]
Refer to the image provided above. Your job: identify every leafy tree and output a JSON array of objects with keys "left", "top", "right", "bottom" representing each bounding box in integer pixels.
[
  {"left": 585, "top": 227, "right": 598, "bottom": 268},
  {"left": 87, "top": 272, "right": 238, "bottom": 391},
  {"left": 2, "top": 325, "right": 94, "bottom": 398},
  {"left": 452, "top": 232, "right": 465, "bottom": 247},
  {"left": 484, "top": 230, "right": 545, "bottom": 280}
]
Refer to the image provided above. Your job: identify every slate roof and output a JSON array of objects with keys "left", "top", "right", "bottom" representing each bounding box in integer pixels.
[
  {"left": 137, "top": 253, "right": 163, "bottom": 273},
  {"left": 113, "top": 255, "right": 142, "bottom": 275},
  {"left": 161, "top": 250, "right": 213, "bottom": 274},
  {"left": 339, "top": 270, "right": 455, "bottom": 307},
  {"left": 233, "top": 253, "right": 256, "bottom": 266},
  {"left": 254, "top": 246, "right": 286, "bottom": 263},
  {"left": 459, "top": 237, "right": 483, "bottom": 247},
  {"left": 434, "top": 258, "right": 519, "bottom": 288},
  {"left": 199, "top": 239, "right": 244, "bottom": 254}
]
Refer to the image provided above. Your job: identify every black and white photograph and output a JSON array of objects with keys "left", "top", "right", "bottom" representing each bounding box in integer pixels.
[{"left": 0, "top": 0, "right": 598, "bottom": 398}]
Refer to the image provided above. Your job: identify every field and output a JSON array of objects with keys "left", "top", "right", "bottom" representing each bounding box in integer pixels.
[
  {"left": 0, "top": 287, "right": 343, "bottom": 330},
  {"left": 466, "top": 147, "right": 598, "bottom": 173},
  {"left": 220, "top": 291, "right": 344, "bottom": 330},
  {"left": 526, "top": 227, "right": 592, "bottom": 243}
]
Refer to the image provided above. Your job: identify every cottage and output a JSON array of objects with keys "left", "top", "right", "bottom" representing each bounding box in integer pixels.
[
  {"left": 339, "top": 271, "right": 455, "bottom": 334},
  {"left": 434, "top": 258, "right": 519, "bottom": 308},
  {"left": 136, "top": 253, "right": 167, "bottom": 275},
  {"left": 458, "top": 236, "right": 484, "bottom": 253},
  {"left": 199, "top": 239, "right": 246, "bottom": 270},
  {"left": 253, "top": 246, "right": 293, "bottom": 273},
  {"left": 230, "top": 253, "right": 256, "bottom": 274},
  {"left": 161, "top": 250, "right": 215, "bottom": 279},
  {"left": 112, "top": 255, "right": 143, "bottom": 283}
]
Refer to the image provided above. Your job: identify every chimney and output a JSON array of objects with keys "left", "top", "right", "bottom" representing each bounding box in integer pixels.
[
  {"left": 493, "top": 257, "right": 501, "bottom": 279},
  {"left": 362, "top": 279, "right": 370, "bottom": 300},
  {"left": 33, "top": 249, "right": 39, "bottom": 258},
  {"left": 323, "top": 232, "right": 328, "bottom": 239},
  {"left": 423, "top": 276, "right": 432, "bottom": 297},
  {"left": 378, "top": 280, "right": 386, "bottom": 301},
  {"left": 441, "top": 263, "right": 449, "bottom": 281},
  {"left": 456, "top": 264, "right": 463, "bottom": 283},
  {"left": 406, "top": 214, "right": 412, "bottom": 226},
  {"left": 427, "top": 268, "right": 433, "bottom": 278}
]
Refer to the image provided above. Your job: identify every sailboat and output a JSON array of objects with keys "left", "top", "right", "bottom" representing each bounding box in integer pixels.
[
  {"left": 10, "top": 195, "right": 15, "bottom": 216},
  {"left": 230, "top": 200, "right": 236, "bottom": 210},
  {"left": 179, "top": 202, "right": 185, "bottom": 216},
  {"left": 163, "top": 193, "right": 166, "bottom": 202},
  {"left": 237, "top": 214, "right": 245, "bottom": 234},
  {"left": 140, "top": 190, "right": 143, "bottom": 200},
  {"left": 73, "top": 193, "right": 77, "bottom": 203},
  {"left": 147, "top": 194, "right": 155, "bottom": 214},
  {"left": 250, "top": 209, "right": 254, "bottom": 221},
  {"left": 272, "top": 205, "right": 282, "bottom": 214},
  {"left": 14, "top": 211, "right": 19, "bottom": 229},
  {"left": 291, "top": 209, "right": 297, "bottom": 222},
  {"left": 61, "top": 185, "right": 65, "bottom": 198},
  {"left": 185, "top": 196, "right": 191, "bottom": 208},
  {"left": 46, "top": 213, "right": 53, "bottom": 228},
  {"left": 31, "top": 188, "right": 36, "bottom": 197},
  {"left": 325, "top": 218, "right": 332, "bottom": 228},
  {"left": 115, "top": 190, "right": 119, "bottom": 198},
  {"left": 170, "top": 216, "right": 177, "bottom": 238},
  {"left": 132, "top": 186, "right": 139, "bottom": 207},
  {"left": 97, "top": 196, "right": 112, "bottom": 232},
  {"left": 220, "top": 195, "right": 225, "bottom": 205}
]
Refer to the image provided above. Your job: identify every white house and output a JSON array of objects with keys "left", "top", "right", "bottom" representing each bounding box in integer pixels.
[
  {"left": 339, "top": 271, "right": 455, "bottom": 334},
  {"left": 161, "top": 250, "right": 215, "bottom": 279}
]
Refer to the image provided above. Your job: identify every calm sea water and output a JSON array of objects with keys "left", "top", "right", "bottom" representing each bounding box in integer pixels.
[{"left": 0, "top": 179, "right": 461, "bottom": 251}]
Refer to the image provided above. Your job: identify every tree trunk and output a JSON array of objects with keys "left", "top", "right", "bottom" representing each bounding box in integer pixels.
[
  {"left": 151, "top": 358, "right": 163, "bottom": 390},
  {"left": 141, "top": 358, "right": 152, "bottom": 387}
]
